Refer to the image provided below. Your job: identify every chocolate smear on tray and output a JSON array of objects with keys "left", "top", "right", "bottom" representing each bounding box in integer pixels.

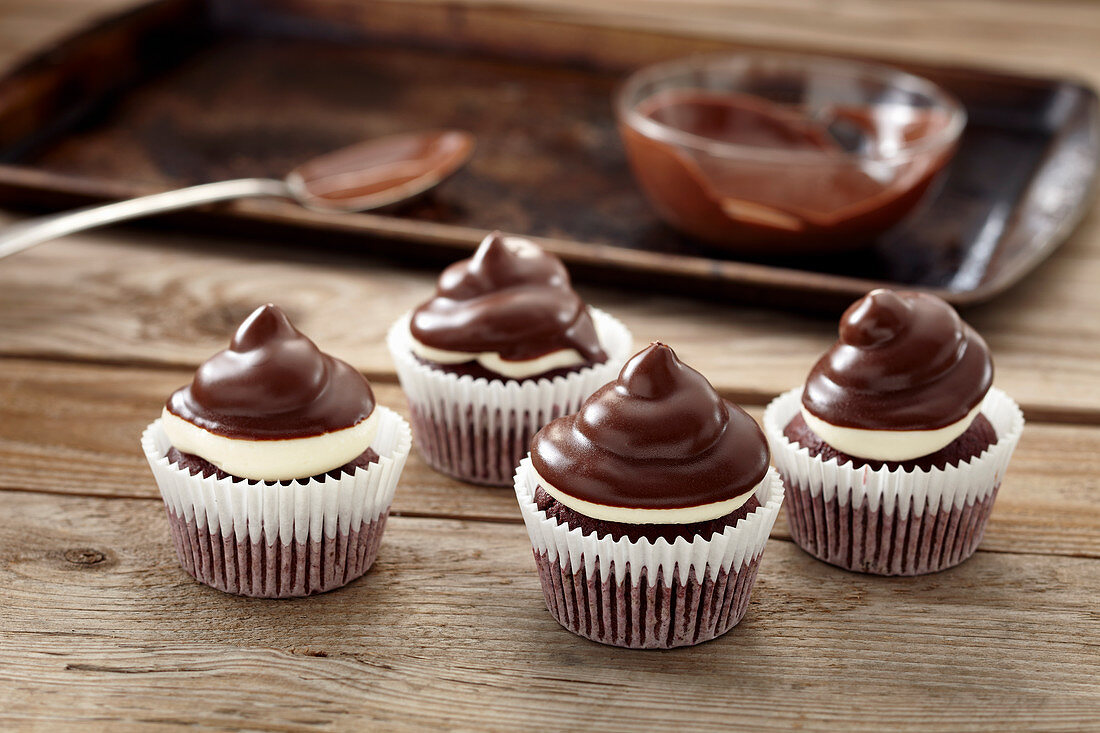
[{"left": 166, "top": 304, "right": 375, "bottom": 439}]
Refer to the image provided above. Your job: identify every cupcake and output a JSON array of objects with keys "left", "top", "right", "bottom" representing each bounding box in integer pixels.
[
  {"left": 141, "top": 304, "right": 411, "bottom": 597},
  {"left": 763, "top": 289, "right": 1024, "bottom": 576},
  {"left": 515, "top": 343, "right": 784, "bottom": 648},
  {"left": 388, "top": 231, "right": 632, "bottom": 486}
]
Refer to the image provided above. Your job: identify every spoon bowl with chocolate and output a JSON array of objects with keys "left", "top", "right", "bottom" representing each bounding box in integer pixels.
[
  {"left": 617, "top": 52, "right": 965, "bottom": 254},
  {"left": 0, "top": 129, "right": 475, "bottom": 261}
]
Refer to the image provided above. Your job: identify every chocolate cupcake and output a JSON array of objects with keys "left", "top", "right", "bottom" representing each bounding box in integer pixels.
[
  {"left": 388, "top": 231, "right": 632, "bottom": 486},
  {"left": 763, "top": 289, "right": 1023, "bottom": 576},
  {"left": 514, "top": 343, "right": 784, "bottom": 649},
  {"left": 141, "top": 304, "right": 411, "bottom": 597}
]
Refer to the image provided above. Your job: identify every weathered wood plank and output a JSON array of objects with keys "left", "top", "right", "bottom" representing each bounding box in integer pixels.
[
  {"left": 8, "top": 0, "right": 1100, "bottom": 88},
  {"left": 0, "top": 3, "right": 1097, "bottom": 731},
  {"left": 2, "top": 228, "right": 1100, "bottom": 421},
  {"left": 507, "top": 0, "right": 1100, "bottom": 86},
  {"left": 2, "top": 357, "right": 1098, "bottom": 559},
  {"left": 0, "top": 357, "right": 512, "bottom": 522},
  {"left": 0, "top": 0, "right": 130, "bottom": 56},
  {"left": 1, "top": 491, "right": 1098, "bottom": 731}
]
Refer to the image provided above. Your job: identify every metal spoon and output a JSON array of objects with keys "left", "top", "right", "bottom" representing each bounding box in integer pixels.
[{"left": 0, "top": 129, "right": 475, "bottom": 260}]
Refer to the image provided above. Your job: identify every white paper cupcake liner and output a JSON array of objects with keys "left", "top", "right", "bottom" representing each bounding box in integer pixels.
[
  {"left": 387, "top": 308, "right": 633, "bottom": 486},
  {"left": 763, "top": 387, "right": 1024, "bottom": 575},
  {"left": 514, "top": 456, "right": 783, "bottom": 648},
  {"left": 141, "top": 406, "right": 411, "bottom": 597}
]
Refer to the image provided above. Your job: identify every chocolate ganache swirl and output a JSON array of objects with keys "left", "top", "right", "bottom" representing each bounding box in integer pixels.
[
  {"left": 802, "top": 289, "right": 993, "bottom": 431},
  {"left": 531, "top": 343, "right": 769, "bottom": 510},
  {"left": 166, "top": 304, "right": 375, "bottom": 439},
  {"left": 410, "top": 232, "right": 607, "bottom": 363}
]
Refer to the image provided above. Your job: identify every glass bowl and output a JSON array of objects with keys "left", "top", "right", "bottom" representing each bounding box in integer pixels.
[{"left": 616, "top": 52, "right": 966, "bottom": 254}]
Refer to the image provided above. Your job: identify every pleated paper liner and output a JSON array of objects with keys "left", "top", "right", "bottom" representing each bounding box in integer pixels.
[
  {"left": 514, "top": 457, "right": 784, "bottom": 648},
  {"left": 388, "top": 308, "right": 632, "bottom": 486},
  {"left": 142, "top": 406, "right": 411, "bottom": 597},
  {"left": 764, "top": 387, "right": 1023, "bottom": 575}
]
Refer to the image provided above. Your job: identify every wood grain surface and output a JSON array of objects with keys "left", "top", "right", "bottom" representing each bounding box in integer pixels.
[
  {"left": 2, "top": 229, "right": 1100, "bottom": 422},
  {"left": 3, "top": 492, "right": 1100, "bottom": 731},
  {"left": 2, "top": 357, "right": 1098, "bottom": 560},
  {"left": 1, "top": 1, "right": 1100, "bottom": 731}
]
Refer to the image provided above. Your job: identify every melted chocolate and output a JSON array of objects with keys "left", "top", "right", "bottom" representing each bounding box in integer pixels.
[
  {"left": 644, "top": 91, "right": 839, "bottom": 151},
  {"left": 620, "top": 90, "right": 954, "bottom": 250},
  {"left": 410, "top": 232, "right": 607, "bottom": 364},
  {"left": 166, "top": 304, "right": 375, "bottom": 439},
  {"left": 802, "top": 289, "right": 993, "bottom": 431},
  {"left": 531, "top": 343, "right": 769, "bottom": 510}
]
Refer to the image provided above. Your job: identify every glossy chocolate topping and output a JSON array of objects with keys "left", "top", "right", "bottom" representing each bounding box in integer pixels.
[
  {"left": 410, "top": 232, "right": 607, "bottom": 363},
  {"left": 802, "top": 289, "right": 993, "bottom": 430},
  {"left": 531, "top": 343, "right": 769, "bottom": 510},
  {"left": 166, "top": 304, "right": 375, "bottom": 439}
]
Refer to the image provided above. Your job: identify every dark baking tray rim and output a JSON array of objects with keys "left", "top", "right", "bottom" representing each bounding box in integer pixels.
[{"left": 0, "top": 0, "right": 1095, "bottom": 310}]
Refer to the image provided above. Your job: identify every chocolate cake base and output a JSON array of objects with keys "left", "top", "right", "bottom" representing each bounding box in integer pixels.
[
  {"left": 534, "top": 550, "right": 761, "bottom": 648},
  {"left": 409, "top": 402, "right": 559, "bottom": 486},
  {"left": 781, "top": 413, "right": 1001, "bottom": 575},
  {"left": 784, "top": 482, "right": 999, "bottom": 575},
  {"left": 165, "top": 508, "right": 387, "bottom": 598},
  {"left": 534, "top": 486, "right": 762, "bottom": 542},
  {"left": 416, "top": 355, "right": 594, "bottom": 383}
]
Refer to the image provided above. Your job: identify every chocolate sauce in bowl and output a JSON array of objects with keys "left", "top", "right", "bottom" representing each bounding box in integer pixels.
[
  {"left": 620, "top": 89, "right": 955, "bottom": 250},
  {"left": 643, "top": 91, "right": 839, "bottom": 151}
]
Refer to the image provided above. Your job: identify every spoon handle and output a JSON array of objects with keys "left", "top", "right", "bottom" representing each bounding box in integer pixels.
[{"left": 0, "top": 178, "right": 291, "bottom": 261}]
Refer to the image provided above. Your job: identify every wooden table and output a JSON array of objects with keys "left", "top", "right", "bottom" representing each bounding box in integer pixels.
[{"left": 2, "top": 1, "right": 1100, "bottom": 730}]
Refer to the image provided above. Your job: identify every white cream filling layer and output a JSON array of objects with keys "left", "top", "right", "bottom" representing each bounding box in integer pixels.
[
  {"left": 534, "top": 467, "right": 760, "bottom": 525},
  {"left": 800, "top": 402, "right": 982, "bottom": 462},
  {"left": 409, "top": 333, "right": 588, "bottom": 379},
  {"left": 161, "top": 407, "right": 380, "bottom": 482}
]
